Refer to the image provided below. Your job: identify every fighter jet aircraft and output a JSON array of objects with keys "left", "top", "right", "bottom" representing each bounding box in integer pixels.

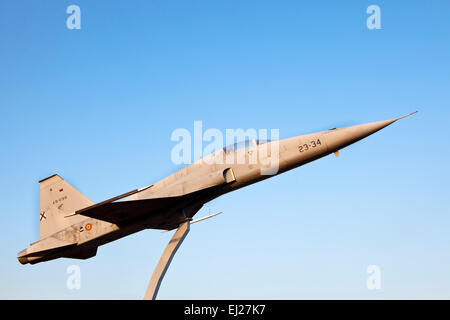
[{"left": 17, "top": 112, "right": 417, "bottom": 299}]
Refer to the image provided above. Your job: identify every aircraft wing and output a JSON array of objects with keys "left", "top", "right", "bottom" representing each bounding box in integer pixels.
[
  {"left": 75, "top": 196, "right": 183, "bottom": 225},
  {"left": 74, "top": 169, "right": 236, "bottom": 226}
]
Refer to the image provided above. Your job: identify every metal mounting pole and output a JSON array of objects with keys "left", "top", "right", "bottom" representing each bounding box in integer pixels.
[{"left": 144, "top": 220, "right": 190, "bottom": 300}]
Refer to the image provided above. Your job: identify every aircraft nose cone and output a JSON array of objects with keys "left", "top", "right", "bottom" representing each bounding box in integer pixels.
[{"left": 323, "top": 112, "right": 417, "bottom": 153}]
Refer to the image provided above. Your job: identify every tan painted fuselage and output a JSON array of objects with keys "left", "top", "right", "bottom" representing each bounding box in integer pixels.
[{"left": 18, "top": 115, "right": 413, "bottom": 265}]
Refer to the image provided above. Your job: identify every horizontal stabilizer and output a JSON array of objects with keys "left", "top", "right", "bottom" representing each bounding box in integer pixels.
[{"left": 18, "top": 237, "right": 76, "bottom": 264}]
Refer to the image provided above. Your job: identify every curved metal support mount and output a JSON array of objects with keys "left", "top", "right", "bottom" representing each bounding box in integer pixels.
[{"left": 144, "top": 220, "right": 190, "bottom": 300}]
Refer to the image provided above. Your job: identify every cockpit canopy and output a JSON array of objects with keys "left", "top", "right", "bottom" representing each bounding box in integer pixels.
[{"left": 223, "top": 139, "right": 271, "bottom": 154}]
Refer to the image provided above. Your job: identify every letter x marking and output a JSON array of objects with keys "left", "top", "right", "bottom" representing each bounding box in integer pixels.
[{"left": 40, "top": 211, "right": 46, "bottom": 221}]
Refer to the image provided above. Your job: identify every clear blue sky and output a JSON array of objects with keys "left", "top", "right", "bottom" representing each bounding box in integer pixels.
[{"left": 1, "top": 0, "right": 449, "bottom": 299}]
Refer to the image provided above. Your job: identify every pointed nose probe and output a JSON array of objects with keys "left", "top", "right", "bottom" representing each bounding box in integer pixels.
[{"left": 323, "top": 111, "right": 417, "bottom": 154}]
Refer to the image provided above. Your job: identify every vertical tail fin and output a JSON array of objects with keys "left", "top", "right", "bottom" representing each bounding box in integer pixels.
[{"left": 39, "top": 174, "right": 93, "bottom": 239}]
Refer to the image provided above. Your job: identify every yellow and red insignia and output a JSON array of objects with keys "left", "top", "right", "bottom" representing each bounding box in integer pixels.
[{"left": 85, "top": 223, "right": 92, "bottom": 231}]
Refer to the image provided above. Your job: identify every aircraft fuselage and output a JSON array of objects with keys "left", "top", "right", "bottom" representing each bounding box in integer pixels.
[{"left": 18, "top": 115, "right": 413, "bottom": 265}]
